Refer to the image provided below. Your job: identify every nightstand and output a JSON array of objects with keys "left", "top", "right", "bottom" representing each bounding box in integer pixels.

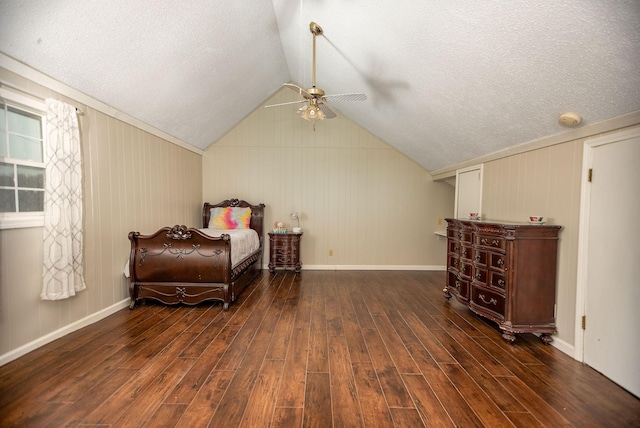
[{"left": 268, "top": 232, "right": 302, "bottom": 273}]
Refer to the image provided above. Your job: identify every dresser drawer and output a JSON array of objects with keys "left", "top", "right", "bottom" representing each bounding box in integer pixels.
[
  {"left": 489, "top": 253, "right": 507, "bottom": 270},
  {"left": 460, "top": 245, "right": 472, "bottom": 261},
  {"left": 488, "top": 271, "right": 507, "bottom": 290},
  {"left": 474, "top": 267, "right": 487, "bottom": 284},
  {"left": 459, "top": 231, "right": 473, "bottom": 244},
  {"left": 448, "top": 240, "right": 461, "bottom": 255},
  {"left": 459, "top": 261, "right": 473, "bottom": 279},
  {"left": 475, "top": 235, "right": 507, "bottom": 252},
  {"left": 470, "top": 285, "right": 505, "bottom": 320},
  {"left": 448, "top": 254, "right": 460, "bottom": 272},
  {"left": 473, "top": 267, "right": 507, "bottom": 290},
  {"left": 450, "top": 228, "right": 472, "bottom": 243},
  {"left": 447, "top": 228, "right": 460, "bottom": 240},
  {"left": 447, "top": 271, "right": 470, "bottom": 302},
  {"left": 474, "top": 249, "right": 487, "bottom": 266}
]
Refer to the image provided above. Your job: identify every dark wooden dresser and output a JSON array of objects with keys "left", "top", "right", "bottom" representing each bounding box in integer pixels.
[
  {"left": 268, "top": 232, "right": 302, "bottom": 273},
  {"left": 444, "top": 218, "right": 561, "bottom": 343}
]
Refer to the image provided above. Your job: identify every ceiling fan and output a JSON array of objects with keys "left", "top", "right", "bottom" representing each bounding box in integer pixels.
[{"left": 265, "top": 22, "right": 367, "bottom": 126}]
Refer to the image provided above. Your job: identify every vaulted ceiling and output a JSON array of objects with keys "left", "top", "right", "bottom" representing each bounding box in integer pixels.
[{"left": 1, "top": 1, "right": 639, "bottom": 172}]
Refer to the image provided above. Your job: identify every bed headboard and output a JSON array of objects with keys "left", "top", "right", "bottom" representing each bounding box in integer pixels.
[{"left": 202, "top": 199, "right": 266, "bottom": 242}]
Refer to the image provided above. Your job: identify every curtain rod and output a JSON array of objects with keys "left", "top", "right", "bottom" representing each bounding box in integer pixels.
[{"left": 0, "top": 81, "right": 85, "bottom": 115}]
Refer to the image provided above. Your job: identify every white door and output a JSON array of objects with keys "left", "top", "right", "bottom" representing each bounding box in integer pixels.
[
  {"left": 454, "top": 165, "right": 483, "bottom": 219},
  {"left": 583, "top": 130, "right": 640, "bottom": 397}
]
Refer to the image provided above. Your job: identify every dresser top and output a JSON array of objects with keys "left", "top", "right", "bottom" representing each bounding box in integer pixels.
[{"left": 445, "top": 218, "right": 562, "bottom": 231}]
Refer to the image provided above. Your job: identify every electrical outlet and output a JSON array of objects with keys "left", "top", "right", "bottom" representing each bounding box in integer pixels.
[{"left": 329, "top": 249, "right": 334, "bottom": 256}]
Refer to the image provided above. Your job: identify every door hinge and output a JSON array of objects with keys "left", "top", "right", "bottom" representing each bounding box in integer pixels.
[
  {"left": 582, "top": 315, "right": 586, "bottom": 330},
  {"left": 588, "top": 168, "right": 592, "bottom": 182}
]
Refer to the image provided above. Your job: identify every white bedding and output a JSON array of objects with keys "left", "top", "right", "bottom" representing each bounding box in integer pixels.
[{"left": 198, "top": 228, "right": 260, "bottom": 268}]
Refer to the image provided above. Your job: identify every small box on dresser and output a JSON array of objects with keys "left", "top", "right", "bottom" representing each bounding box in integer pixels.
[{"left": 444, "top": 218, "right": 561, "bottom": 344}]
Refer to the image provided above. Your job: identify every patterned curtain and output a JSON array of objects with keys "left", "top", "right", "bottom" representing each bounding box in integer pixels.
[{"left": 41, "top": 99, "right": 86, "bottom": 300}]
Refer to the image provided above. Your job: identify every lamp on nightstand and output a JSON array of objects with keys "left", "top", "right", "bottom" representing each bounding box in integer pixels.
[{"left": 290, "top": 211, "right": 302, "bottom": 233}]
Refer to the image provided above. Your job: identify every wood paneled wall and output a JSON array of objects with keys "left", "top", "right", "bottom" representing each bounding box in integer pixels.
[
  {"left": 480, "top": 123, "right": 640, "bottom": 350},
  {"left": 481, "top": 141, "right": 583, "bottom": 347},
  {"left": 0, "top": 67, "right": 202, "bottom": 358},
  {"left": 203, "top": 88, "right": 454, "bottom": 268}
]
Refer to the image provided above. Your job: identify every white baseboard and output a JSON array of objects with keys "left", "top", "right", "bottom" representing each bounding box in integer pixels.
[
  {"left": 262, "top": 264, "right": 446, "bottom": 271},
  {"left": 0, "top": 298, "right": 130, "bottom": 367},
  {"left": 550, "top": 335, "right": 574, "bottom": 358}
]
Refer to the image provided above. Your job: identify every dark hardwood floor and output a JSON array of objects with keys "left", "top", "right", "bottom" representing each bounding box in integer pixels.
[{"left": 1, "top": 270, "right": 638, "bottom": 427}]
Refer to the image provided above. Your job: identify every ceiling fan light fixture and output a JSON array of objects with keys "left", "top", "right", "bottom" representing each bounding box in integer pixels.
[{"left": 298, "top": 104, "right": 325, "bottom": 121}]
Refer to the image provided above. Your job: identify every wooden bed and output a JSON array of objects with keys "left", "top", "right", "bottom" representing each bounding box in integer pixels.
[{"left": 127, "top": 199, "right": 265, "bottom": 310}]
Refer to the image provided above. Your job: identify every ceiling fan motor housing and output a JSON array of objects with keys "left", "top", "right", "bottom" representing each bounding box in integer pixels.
[{"left": 306, "top": 87, "right": 325, "bottom": 97}]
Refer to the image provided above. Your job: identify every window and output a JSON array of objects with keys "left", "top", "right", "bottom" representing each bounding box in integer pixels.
[{"left": 0, "top": 92, "right": 46, "bottom": 229}]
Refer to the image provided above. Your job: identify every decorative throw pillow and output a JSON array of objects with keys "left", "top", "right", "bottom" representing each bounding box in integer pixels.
[{"left": 210, "top": 207, "right": 251, "bottom": 229}]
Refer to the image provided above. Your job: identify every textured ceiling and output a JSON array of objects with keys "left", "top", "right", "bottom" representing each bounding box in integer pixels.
[{"left": 1, "top": 1, "right": 639, "bottom": 171}]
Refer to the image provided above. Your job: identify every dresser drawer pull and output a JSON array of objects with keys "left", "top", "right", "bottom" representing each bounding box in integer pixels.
[
  {"left": 481, "top": 238, "right": 500, "bottom": 247},
  {"left": 496, "top": 258, "right": 504, "bottom": 266},
  {"left": 457, "top": 232, "right": 462, "bottom": 239},
  {"left": 462, "top": 249, "right": 468, "bottom": 256},
  {"left": 497, "top": 279, "right": 505, "bottom": 287},
  {"left": 454, "top": 246, "right": 459, "bottom": 252},
  {"left": 455, "top": 280, "right": 461, "bottom": 290},
  {"left": 478, "top": 294, "right": 497, "bottom": 305},
  {"left": 476, "top": 272, "right": 482, "bottom": 279}
]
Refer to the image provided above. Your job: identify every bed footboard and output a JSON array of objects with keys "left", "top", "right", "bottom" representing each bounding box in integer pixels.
[
  {"left": 129, "top": 225, "right": 236, "bottom": 309},
  {"left": 129, "top": 199, "right": 265, "bottom": 310}
]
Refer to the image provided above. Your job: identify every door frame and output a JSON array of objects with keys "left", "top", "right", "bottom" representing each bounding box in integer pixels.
[
  {"left": 454, "top": 164, "right": 483, "bottom": 220},
  {"left": 574, "top": 127, "right": 640, "bottom": 361}
]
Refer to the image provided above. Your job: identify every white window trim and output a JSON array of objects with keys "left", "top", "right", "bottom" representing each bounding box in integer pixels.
[
  {"left": 0, "top": 86, "right": 47, "bottom": 230},
  {"left": 0, "top": 212, "right": 44, "bottom": 229}
]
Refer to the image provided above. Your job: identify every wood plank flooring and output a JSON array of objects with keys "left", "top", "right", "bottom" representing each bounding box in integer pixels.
[{"left": 1, "top": 270, "right": 638, "bottom": 427}]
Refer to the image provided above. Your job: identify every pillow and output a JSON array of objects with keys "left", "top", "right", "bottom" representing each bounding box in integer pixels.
[{"left": 209, "top": 206, "right": 252, "bottom": 229}]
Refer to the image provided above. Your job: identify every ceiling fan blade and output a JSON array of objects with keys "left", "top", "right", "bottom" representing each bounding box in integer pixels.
[
  {"left": 318, "top": 103, "right": 337, "bottom": 119},
  {"left": 283, "top": 83, "right": 312, "bottom": 99},
  {"left": 265, "top": 99, "right": 308, "bottom": 108},
  {"left": 323, "top": 93, "right": 367, "bottom": 102}
]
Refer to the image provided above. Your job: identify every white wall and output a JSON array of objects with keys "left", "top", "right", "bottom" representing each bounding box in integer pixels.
[
  {"left": 203, "top": 88, "right": 455, "bottom": 268},
  {"left": 0, "top": 66, "right": 203, "bottom": 361}
]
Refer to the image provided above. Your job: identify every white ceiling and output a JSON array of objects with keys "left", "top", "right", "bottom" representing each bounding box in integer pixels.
[{"left": 1, "top": 1, "right": 639, "bottom": 171}]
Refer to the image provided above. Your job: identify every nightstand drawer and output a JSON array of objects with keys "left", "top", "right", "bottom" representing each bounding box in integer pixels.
[
  {"left": 275, "top": 255, "right": 293, "bottom": 264},
  {"left": 275, "top": 247, "right": 297, "bottom": 257}
]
